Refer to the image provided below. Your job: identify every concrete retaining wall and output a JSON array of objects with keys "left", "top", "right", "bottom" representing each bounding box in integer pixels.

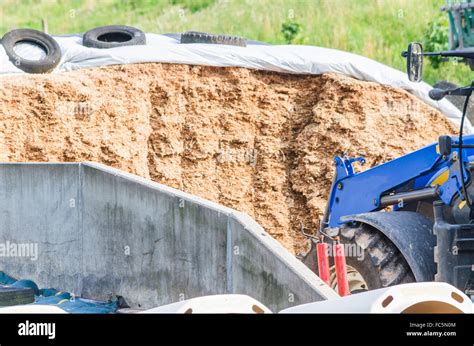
[{"left": 0, "top": 162, "right": 337, "bottom": 311}]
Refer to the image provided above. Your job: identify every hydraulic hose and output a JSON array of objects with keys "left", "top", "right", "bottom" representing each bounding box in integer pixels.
[{"left": 458, "top": 89, "right": 472, "bottom": 211}]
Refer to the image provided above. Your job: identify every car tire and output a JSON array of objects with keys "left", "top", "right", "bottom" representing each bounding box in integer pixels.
[
  {"left": 1, "top": 28, "right": 61, "bottom": 74},
  {"left": 83, "top": 25, "right": 146, "bottom": 49}
]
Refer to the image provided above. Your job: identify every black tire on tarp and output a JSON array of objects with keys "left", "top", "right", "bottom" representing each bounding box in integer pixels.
[
  {"left": 180, "top": 31, "right": 246, "bottom": 47},
  {"left": 1, "top": 28, "right": 61, "bottom": 74},
  {"left": 83, "top": 25, "right": 146, "bottom": 49}
]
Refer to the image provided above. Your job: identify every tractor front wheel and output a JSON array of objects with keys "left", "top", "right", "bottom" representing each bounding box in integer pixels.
[{"left": 304, "top": 222, "right": 416, "bottom": 293}]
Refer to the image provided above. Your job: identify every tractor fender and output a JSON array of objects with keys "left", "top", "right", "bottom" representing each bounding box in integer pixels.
[{"left": 340, "top": 211, "right": 436, "bottom": 283}]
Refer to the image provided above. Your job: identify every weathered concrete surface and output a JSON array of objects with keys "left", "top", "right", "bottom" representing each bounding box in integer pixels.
[{"left": 0, "top": 162, "right": 338, "bottom": 311}]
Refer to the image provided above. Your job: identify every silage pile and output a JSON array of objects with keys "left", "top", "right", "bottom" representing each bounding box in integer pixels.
[{"left": 0, "top": 63, "right": 456, "bottom": 254}]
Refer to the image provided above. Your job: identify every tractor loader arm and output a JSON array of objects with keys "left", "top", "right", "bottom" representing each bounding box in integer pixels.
[{"left": 325, "top": 135, "right": 474, "bottom": 228}]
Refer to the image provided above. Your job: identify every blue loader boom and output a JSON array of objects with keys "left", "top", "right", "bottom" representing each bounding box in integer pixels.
[{"left": 325, "top": 135, "right": 474, "bottom": 228}]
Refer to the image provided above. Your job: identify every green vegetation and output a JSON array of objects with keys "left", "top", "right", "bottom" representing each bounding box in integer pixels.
[
  {"left": 0, "top": 0, "right": 471, "bottom": 85},
  {"left": 423, "top": 12, "right": 450, "bottom": 69},
  {"left": 281, "top": 21, "right": 302, "bottom": 44}
]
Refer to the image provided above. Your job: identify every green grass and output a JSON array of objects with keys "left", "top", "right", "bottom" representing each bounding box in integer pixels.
[{"left": 0, "top": 0, "right": 471, "bottom": 85}]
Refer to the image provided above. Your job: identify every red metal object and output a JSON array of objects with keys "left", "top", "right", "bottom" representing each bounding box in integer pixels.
[
  {"left": 334, "top": 242, "right": 351, "bottom": 296},
  {"left": 316, "top": 242, "right": 330, "bottom": 286}
]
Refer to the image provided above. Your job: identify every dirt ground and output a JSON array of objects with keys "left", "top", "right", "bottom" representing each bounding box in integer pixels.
[{"left": 0, "top": 63, "right": 456, "bottom": 254}]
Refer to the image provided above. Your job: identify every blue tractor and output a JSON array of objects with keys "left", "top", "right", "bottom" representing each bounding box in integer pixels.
[{"left": 302, "top": 43, "right": 474, "bottom": 298}]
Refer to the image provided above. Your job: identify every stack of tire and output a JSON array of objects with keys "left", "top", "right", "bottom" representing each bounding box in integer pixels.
[{"left": 0, "top": 26, "right": 247, "bottom": 74}]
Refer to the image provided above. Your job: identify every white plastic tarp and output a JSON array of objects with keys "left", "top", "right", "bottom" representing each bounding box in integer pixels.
[{"left": 0, "top": 32, "right": 470, "bottom": 132}]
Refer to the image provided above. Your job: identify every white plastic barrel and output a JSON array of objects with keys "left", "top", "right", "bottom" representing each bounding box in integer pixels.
[
  {"left": 141, "top": 294, "right": 272, "bottom": 313},
  {"left": 279, "top": 282, "right": 472, "bottom": 313}
]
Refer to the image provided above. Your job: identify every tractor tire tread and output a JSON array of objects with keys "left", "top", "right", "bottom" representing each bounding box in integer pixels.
[{"left": 341, "top": 223, "right": 415, "bottom": 288}]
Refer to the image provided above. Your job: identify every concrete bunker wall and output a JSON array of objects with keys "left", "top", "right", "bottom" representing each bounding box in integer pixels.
[{"left": 0, "top": 162, "right": 337, "bottom": 311}]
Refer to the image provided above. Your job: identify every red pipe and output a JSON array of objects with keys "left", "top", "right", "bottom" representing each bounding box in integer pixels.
[
  {"left": 316, "top": 242, "right": 330, "bottom": 286},
  {"left": 334, "top": 242, "right": 350, "bottom": 296}
]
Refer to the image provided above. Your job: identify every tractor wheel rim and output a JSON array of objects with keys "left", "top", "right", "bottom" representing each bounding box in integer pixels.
[{"left": 329, "top": 265, "right": 368, "bottom": 293}]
